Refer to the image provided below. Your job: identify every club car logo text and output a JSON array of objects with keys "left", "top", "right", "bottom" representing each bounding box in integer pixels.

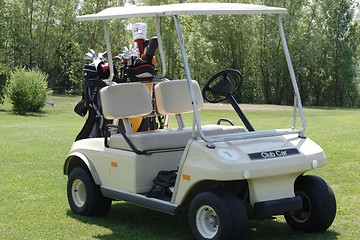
[
  {"left": 261, "top": 150, "right": 288, "bottom": 158},
  {"left": 248, "top": 148, "right": 300, "bottom": 160}
]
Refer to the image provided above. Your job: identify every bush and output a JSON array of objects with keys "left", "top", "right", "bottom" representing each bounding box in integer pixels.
[
  {"left": 8, "top": 68, "right": 48, "bottom": 114},
  {"left": 0, "top": 64, "right": 10, "bottom": 105}
]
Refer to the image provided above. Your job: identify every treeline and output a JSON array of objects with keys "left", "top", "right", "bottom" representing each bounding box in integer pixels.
[{"left": 0, "top": 0, "right": 359, "bottom": 107}]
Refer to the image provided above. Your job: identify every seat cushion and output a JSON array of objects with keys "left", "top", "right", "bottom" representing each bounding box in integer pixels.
[
  {"left": 100, "top": 82, "right": 153, "bottom": 119},
  {"left": 155, "top": 80, "right": 204, "bottom": 115},
  {"left": 108, "top": 124, "right": 245, "bottom": 151}
]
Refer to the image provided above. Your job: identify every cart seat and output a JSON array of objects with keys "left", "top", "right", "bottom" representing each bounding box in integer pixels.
[
  {"left": 101, "top": 80, "right": 245, "bottom": 152},
  {"left": 107, "top": 80, "right": 244, "bottom": 151}
]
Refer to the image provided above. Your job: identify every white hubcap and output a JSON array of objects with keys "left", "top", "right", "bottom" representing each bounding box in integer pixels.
[
  {"left": 71, "top": 179, "right": 86, "bottom": 208},
  {"left": 290, "top": 191, "right": 311, "bottom": 223},
  {"left": 196, "top": 205, "right": 219, "bottom": 238}
]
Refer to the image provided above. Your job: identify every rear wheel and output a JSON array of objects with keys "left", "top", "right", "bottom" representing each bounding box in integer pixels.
[
  {"left": 284, "top": 175, "right": 336, "bottom": 232},
  {"left": 188, "top": 190, "right": 247, "bottom": 240},
  {"left": 67, "top": 167, "right": 111, "bottom": 216}
]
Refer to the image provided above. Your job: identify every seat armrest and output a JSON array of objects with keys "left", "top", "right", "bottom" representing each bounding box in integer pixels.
[{"left": 105, "top": 124, "right": 145, "bottom": 155}]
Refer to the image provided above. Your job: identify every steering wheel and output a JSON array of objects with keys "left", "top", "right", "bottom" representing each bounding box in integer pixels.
[{"left": 202, "top": 69, "right": 243, "bottom": 103}]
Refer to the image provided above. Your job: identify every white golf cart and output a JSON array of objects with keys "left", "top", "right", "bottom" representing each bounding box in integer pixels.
[{"left": 64, "top": 3, "right": 336, "bottom": 239}]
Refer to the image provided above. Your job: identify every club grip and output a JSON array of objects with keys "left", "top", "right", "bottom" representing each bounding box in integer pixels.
[{"left": 146, "top": 37, "right": 158, "bottom": 56}]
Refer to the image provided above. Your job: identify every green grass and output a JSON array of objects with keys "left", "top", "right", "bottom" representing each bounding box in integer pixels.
[{"left": 0, "top": 95, "right": 359, "bottom": 239}]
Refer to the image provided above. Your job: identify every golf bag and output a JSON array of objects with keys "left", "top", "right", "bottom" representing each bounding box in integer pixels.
[
  {"left": 74, "top": 47, "right": 160, "bottom": 142},
  {"left": 74, "top": 59, "right": 110, "bottom": 141}
]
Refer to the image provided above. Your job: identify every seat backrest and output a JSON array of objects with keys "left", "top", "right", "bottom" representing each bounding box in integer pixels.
[
  {"left": 100, "top": 82, "right": 153, "bottom": 119},
  {"left": 154, "top": 80, "right": 204, "bottom": 115}
]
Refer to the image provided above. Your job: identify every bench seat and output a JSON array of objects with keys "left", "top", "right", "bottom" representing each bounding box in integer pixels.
[{"left": 108, "top": 125, "right": 245, "bottom": 151}]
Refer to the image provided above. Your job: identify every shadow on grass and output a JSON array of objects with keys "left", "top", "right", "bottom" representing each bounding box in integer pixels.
[
  {"left": 247, "top": 218, "right": 339, "bottom": 240},
  {"left": 66, "top": 202, "right": 193, "bottom": 240},
  {"left": 67, "top": 202, "right": 340, "bottom": 240},
  {"left": 0, "top": 108, "right": 48, "bottom": 117}
]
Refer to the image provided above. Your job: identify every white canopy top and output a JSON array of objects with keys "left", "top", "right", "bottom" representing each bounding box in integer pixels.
[{"left": 76, "top": 3, "right": 287, "bottom": 22}]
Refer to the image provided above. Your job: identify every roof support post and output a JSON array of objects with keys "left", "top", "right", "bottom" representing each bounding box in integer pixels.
[
  {"left": 103, "top": 20, "right": 114, "bottom": 81},
  {"left": 173, "top": 15, "right": 209, "bottom": 142},
  {"left": 293, "top": 95, "right": 298, "bottom": 130},
  {"left": 278, "top": 15, "right": 306, "bottom": 136},
  {"left": 154, "top": 17, "right": 167, "bottom": 77}
]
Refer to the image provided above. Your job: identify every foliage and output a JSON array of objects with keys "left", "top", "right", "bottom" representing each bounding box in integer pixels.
[
  {"left": 0, "top": 64, "right": 10, "bottom": 104},
  {"left": 8, "top": 68, "right": 48, "bottom": 114},
  {"left": 141, "top": 0, "right": 360, "bottom": 106},
  {"left": 0, "top": 0, "right": 359, "bottom": 107}
]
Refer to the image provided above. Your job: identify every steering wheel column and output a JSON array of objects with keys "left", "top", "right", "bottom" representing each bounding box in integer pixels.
[{"left": 202, "top": 69, "right": 255, "bottom": 132}]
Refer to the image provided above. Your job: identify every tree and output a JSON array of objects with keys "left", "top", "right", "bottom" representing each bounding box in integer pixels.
[
  {"left": 1, "top": 0, "right": 30, "bottom": 68},
  {"left": 0, "top": 0, "right": 358, "bottom": 107},
  {"left": 324, "top": 0, "right": 359, "bottom": 106}
]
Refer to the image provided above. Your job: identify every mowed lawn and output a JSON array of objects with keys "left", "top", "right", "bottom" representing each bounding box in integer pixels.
[{"left": 0, "top": 95, "right": 359, "bottom": 240}]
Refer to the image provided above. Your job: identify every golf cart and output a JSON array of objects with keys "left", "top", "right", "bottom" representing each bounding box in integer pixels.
[{"left": 64, "top": 3, "right": 336, "bottom": 239}]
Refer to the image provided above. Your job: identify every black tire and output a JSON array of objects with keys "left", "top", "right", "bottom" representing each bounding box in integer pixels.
[
  {"left": 284, "top": 175, "right": 336, "bottom": 232},
  {"left": 188, "top": 190, "right": 248, "bottom": 240},
  {"left": 67, "top": 167, "right": 111, "bottom": 216}
]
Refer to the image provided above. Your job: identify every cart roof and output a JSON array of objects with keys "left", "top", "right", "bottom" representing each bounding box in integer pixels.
[{"left": 76, "top": 3, "right": 287, "bottom": 22}]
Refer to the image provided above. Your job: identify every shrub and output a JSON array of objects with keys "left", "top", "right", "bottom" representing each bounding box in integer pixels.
[
  {"left": 0, "top": 64, "right": 10, "bottom": 105},
  {"left": 8, "top": 68, "right": 48, "bottom": 114}
]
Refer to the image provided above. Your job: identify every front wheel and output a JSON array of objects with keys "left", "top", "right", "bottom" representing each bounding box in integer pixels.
[
  {"left": 188, "top": 190, "right": 248, "bottom": 240},
  {"left": 67, "top": 167, "right": 112, "bottom": 216},
  {"left": 284, "top": 175, "right": 336, "bottom": 232}
]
